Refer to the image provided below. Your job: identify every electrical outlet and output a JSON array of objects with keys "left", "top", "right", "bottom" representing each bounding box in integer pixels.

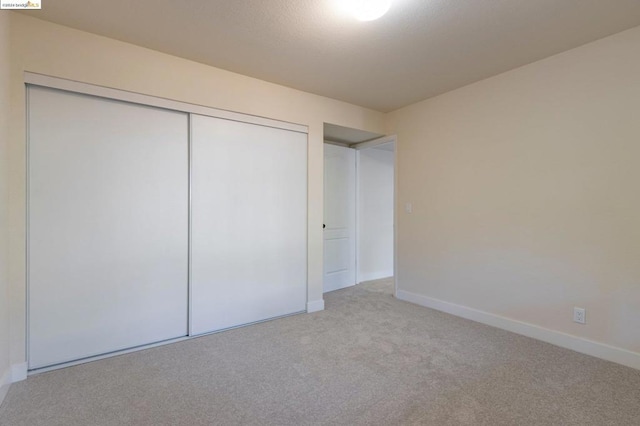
[
  {"left": 405, "top": 202, "right": 413, "bottom": 214},
  {"left": 573, "top": 307, "right": 586, "bottom": 324}
]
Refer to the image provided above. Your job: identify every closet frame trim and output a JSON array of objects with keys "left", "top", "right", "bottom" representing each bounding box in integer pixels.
[
  {"left": 24, "top": 72, "right": 309, "bottom": 134},
  {"left": 24, "top": 71, "right": 309, "bottom": 374}
]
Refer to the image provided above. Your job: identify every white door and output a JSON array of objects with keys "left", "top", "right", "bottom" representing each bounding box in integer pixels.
[
  {"left": 323, "top": 144, "right": 356, "bottom": 293},
  {"left": 190, "top": 114, "right": 307, "bottom": 335},
  {"left": 28, "top": 86, "right": 189, "bottom": 369}
]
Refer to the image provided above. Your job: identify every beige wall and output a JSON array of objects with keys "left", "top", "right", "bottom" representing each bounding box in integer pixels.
[
  {"left": 7, "top": 14, "right": 385, "bottom": 366},
  {"left": 1, "top": 11, "right": 12, "bottom": 397},
  {"left": 387, "top": 25, "right": 640, "bottom": 355},
  {"left": 6, "top": 12, "right": 640, "bottom": 372}
]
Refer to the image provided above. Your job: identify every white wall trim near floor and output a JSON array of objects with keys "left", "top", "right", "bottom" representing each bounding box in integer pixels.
[
  {"left": 0, "top": 368, "right": 11, "bottom": 407},
  {"left": 0, "top": 362, "right": 28, "bottom": 406},
  {"left": 396, "top": 289, "right": 640, "bottom": 371},
  {"left": 359, "top": 273, "right": 394, "bottom": 284},
  {"left": 11, "top": 363, "right": 27, "bottom": 383},
  {"left": 307, "top": 300, "right": 325, "bottom": 313}
]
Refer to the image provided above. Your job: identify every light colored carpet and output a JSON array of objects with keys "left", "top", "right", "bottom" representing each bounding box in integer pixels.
[{"left": 1, "top": 278, "right": 640, "bottom": 425}]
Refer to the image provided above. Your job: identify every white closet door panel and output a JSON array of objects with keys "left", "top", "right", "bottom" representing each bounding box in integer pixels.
[
  {"left": 191, "top": 115, "right": 307, "bottom": 335},
  {"left": 28, "top": 87, "right": 189, "bottom": 369}
]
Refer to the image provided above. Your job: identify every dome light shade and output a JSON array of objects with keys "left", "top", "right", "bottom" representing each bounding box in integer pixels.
[{"left": 340, "top": 0, "right": 392, "bottom": 21}]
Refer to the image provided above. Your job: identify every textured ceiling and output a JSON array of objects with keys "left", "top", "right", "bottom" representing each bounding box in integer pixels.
[{"left": 22, "top": 0, "right": 640, "bottom": 112}]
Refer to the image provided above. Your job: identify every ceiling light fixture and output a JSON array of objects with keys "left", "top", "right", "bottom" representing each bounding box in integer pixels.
[{"left": 338, "top": 0, "right": 392, "bottom": 21}]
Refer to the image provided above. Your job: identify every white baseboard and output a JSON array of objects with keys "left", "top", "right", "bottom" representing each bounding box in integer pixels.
[
  {"left": 396, "top": 289, "right": 640, "bottom": 371},
  {"left": 307, "top": 299, "right": 325, "bottom": 313},
  {"left": 11, "top": 362, "right": 27, "bottom": 382},
  {"left": 358, "top": 274, "right": 394, "bottom": 284},
  {"left": 0, "top": 367, "right": 11, "bottom": 407}
]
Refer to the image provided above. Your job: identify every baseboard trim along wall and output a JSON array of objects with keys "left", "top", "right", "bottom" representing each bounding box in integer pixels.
[
  {"left": 307, "top": 300, "right": 325, "bottom": 313},
  {"left": 396, "top": 289, "right": 640, "bottom": 371},
  {"left": 0, "top": 368, "right": 11, "bottom": 407},
  {"left": 11, "top": 363, "right": 27, "bottom": 383},
  {"left": 358, "top": 273, "right": 394, "bottom": 284}
]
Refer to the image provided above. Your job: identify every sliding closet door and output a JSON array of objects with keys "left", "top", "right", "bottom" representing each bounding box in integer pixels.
[
  {"left": 191, "top": 114, "right": 307, "bottom": 335},
  {"left": 28, "top": 86, "right": 189, "bottom": 369}
]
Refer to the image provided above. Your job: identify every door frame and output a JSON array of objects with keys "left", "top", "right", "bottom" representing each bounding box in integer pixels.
[
  {"left": 352, "top": 135, "right": 398, "bottom": 297},
  {"left": 24, "top": 72, "right": 310, "bottom": 373}
]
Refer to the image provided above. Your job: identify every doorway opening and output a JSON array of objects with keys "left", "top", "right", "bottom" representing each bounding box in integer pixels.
[{"left": 322, "top": 123, "right": 396, "bottom": 295}]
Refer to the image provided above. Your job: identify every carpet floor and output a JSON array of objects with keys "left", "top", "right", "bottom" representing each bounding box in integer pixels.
[{"left": 1, "top": 278, "right": 639, "bottom": 425}]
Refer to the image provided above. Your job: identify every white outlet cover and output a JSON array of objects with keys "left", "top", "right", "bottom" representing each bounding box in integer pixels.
[{"left": 573, "top": 307, "right": 586, "bottom": 324}]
